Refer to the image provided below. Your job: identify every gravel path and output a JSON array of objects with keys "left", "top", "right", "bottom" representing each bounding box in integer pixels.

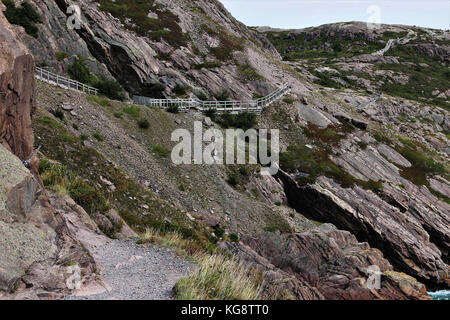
[{"left": 67, "top": 239, "right": 197, "bottom": 300}]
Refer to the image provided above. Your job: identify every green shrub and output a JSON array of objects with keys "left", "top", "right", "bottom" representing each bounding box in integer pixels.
[
  {"left": 142, "top": 82, "right": 165, "bottom": 99},
  {"left": 93, "top": 130, "right": 104, "bottom": 142},
  {"left": 239, "top": 65, "right": 263, "bottom": 81},
  {"left": 138, "top": 118, "right": 150, "bottom": 129},
  {"left": 4, "top": 0, "right": 42, "bottom": 38},
  {"left": 68, "top": 56, "right": 93, "bottom": 84},
  {"left": 203, "top": 108, "right": 217, "bottom": 121},
  {"left": 214, "top": 90, "right": 230, "bottom": 101},
  {"left": 229, "top": 233, "right": 240, "bottom": 242},
  {"left": 217, "top": 112, "right": 256, "bottom": 130},
  {"left": 94, "top": 76, "right": 125, "bottom": 101},
  {"left": 226, "top": 174, "right": 238, "bottom": 187},
  {"left": 79, "top": 134, "right": 88, "bottom": 141},
  {"left": 68, "top": 179, "right": 110, "bottom": 214},
  {"left": 87, "top": 95, "right": 111, "bottom": 108},
  {"left": 51, "top": 109, "right": 64, "bottom": 120},
  {"left": 167, "top": 104, "right": 179, "bottom": 114},
  {"left": 173, "top": 83, "right": 188, "bottom": 96},
  {"left": 196, "top": 91, "right": 209, "bottom": 101},
  {"left": 283, "top": 97, "right": 295, "bottom": 104},
  {"left": 56, "top": 51, "right": 70, "bottom": 61}
]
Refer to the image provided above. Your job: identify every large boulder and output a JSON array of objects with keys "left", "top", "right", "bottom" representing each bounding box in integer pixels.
[{"left": 0, "top": 3, "right": 37, "bottom": 174}]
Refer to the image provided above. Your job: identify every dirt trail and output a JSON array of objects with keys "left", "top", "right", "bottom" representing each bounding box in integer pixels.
[{"left": 67, "top": 239, "right": 196, "bottom": 300}]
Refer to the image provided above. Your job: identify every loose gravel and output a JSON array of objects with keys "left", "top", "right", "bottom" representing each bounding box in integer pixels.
[{"left": 67, "top": 239, "right": 197, "bottom": 300}]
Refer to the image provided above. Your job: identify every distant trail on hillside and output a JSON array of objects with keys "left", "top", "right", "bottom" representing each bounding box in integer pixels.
[
  {"left": 372, "top": 31, "right": 416, "bottom": 56},
  {"left": 66, "top": 239, "right": 196, "bottom": 300}
]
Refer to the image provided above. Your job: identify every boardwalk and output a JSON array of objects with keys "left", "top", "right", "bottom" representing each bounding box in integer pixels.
[
  {"left": 35, "top": 67, "right": 291, "bottom": 114},
  {"left": 35, "top": 67, "right": 99, "bottom": 95},
  {"left": 133, "top": 83, "right": 292, "bottom": 114}
]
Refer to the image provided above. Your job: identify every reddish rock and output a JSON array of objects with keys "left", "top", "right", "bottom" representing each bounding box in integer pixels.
[{"left": 0, "top": 4, "right": 38, "bottom": 176}]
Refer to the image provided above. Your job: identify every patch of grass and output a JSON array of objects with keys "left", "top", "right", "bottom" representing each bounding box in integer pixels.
[
  {"left": 122, "top": 105, "right": 141, "bottom": 117},
  {"left": 174, "top": 253, "right": 262, "bottom": 300},
  {"left": 93, "top": 130, "right": 104, "bottom": 142},
  {"left": 303, "top": 123, "right": 354, "bottom": 145},
  {"left": 282, "top": 97, "right": 295, "bottom": 104},
  {"left": 56, "top": 51, "right": 70, "bottom": 61},
  {"left": 397, "top": 146, "right": 446, "bottom": 186},
  {"left": 152, "top": 144, "right": 170, "bottom": 158},
  {"left": 39, "top": 159, "right": 110, "bottom": 214},
  {"left": 58, "top": 133, "right": 77, "bottom": 143},
  {"left": 36, "top": 116, "right": 63, "bottom": 128},
  {"left": 97, "top": 0, "right": 189, "bottom": 47},
  {"left": 210, "top": 30, "right": 244, "bottom": 61},
  {"left": 238, "top": 65, "right": 263, "bottom": 81},
  {"left": 88, "top": 95, "right": 111, "bottom": 108}
]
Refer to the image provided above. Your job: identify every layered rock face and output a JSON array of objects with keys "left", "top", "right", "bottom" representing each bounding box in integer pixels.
[
  {"left": 0, "top": 2, "right": 36, "bottom": 169},
  {"left": 21, "top": 0, "right": 284, "bottom": 99},
  {"left": 222, "top": 224, "right": 430, "bottom": 300}
]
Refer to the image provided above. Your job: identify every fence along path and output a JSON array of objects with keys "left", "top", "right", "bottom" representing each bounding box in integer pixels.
[
  {"left": 133, "top": 83, "right": 292, "bottom": 114},
  {"left": 35, "top": 67, "right": 99, "bottom": 95}
]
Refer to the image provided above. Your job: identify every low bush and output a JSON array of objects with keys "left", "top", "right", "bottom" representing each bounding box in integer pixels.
[
  {"left": 217, "top": 112, "right": 257, "bottom": 130},
  {"left": 4, "top": 0, "right": 42, "bottom": 37},
  {"left": 167, "top": 104, "right": 179, "bottom": 114},
  {"left": 138, "top": 118, "right": 150, "bottom": 129},
  {"left": 152, "top": 144, "right": 170, "bottom": 158}
]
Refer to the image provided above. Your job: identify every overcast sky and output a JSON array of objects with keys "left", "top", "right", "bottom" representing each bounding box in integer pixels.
[{"left": 219, "top": 0, "right": 450, "bottom": 30}]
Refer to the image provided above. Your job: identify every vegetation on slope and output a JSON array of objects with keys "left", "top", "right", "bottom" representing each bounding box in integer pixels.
[
  {"left": 97, "top": 0, "right": 189, "bottom": 47},
  {"left": 3, "top": 0, "right": 42, "bottom": 37},
  {"left": 138, "top": 229, "right": 262, "bottom": 300}
]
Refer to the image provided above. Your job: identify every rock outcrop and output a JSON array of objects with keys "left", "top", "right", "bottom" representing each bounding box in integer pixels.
[
  {"left": 0, "top": 2, "right": 36, "bottom": 172},
  {"left": 222, "top": 223, "right": 430, "bottom": 300}
]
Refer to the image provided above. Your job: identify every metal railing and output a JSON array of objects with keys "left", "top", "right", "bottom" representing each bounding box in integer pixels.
[
  {"left": 35, "top": 67, "right": 99, "bottom": 95},
  {"left": 133, "top": 83, "right": 291, "bottom": 114}
]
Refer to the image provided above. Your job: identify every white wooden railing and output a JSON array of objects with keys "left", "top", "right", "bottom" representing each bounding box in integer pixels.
[
  {"left": 133, "top": 83, "right": 292, "bottom": 114},
  {"left": 35, "top": 67, "right": 99, "bottom": 95}
]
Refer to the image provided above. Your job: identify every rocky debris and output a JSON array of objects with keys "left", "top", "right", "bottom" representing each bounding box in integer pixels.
[
  {"left": 0, "top": 5, "right": 37, "bottom": 175},
  {"left": 203, "top": 117, "right": 213, "bottom": 127},
  {"left": 222, "top": 224, "right": 430, "bottom": 300},
  {"left": 61, "top": 103, "right": 74, "bottom": 111}
]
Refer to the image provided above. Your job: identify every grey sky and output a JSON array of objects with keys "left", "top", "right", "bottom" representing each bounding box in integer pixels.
[{"left": 219, "top": 0, "right": 450, "bottom": 30}]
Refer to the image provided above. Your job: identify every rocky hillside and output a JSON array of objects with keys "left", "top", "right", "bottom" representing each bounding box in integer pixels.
[
  {"left": 1, "top": 1, "right": 449, "bottom": 299},
  {"left": 259, "top": 22, "right": 450, "bottom": 111}
]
